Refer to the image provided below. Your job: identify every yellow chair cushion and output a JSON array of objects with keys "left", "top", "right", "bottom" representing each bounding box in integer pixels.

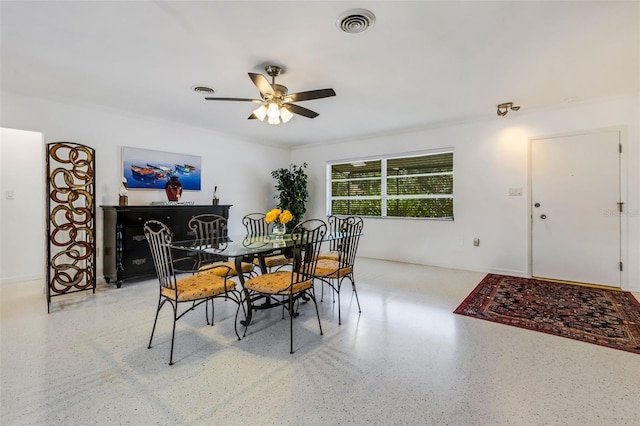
[
  {"left": 316, "top": 250, "right": 342, "bottom": 261},
  {"left": 199, "top": 261, "right": 254, "bottom": 277},
  {"left": 252, "top": 254, "right": 292, "bottom": 268},
  {"left": 314, "top": 259, "right": 353, "bottom": 278},
  {"left": 161, "top": 274, "right": 236, "bottom": 302},
  {"left": 244, "top": 271, "right": 312, "bottom": 295}
]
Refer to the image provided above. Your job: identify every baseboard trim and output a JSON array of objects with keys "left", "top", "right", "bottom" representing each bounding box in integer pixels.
[
  {"left": 357, "top": 256, "right": 528, "bottom": 277},
  {"left": 0, "top": 274, "right": 42, "bottom": 285},
  {"left": 533, "top": 276, "right": 621, "bottom": 291}
]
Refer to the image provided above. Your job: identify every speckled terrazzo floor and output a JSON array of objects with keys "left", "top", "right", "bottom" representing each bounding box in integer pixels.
[{"left": 1, "top": 258, "right": 639, "bottom": 426}]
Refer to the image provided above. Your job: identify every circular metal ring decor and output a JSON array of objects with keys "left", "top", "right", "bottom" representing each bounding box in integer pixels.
[{"left": 46, "top": 142, "right": 96, "bottom": 312}]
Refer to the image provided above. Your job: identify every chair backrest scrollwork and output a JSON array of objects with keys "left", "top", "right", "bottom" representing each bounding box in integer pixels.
[
  {"left": 337, "top": 216, "right": 363, "bottom": 268},
  {"left": 289, "top": 219, "right": 327, "bottom": 284},
  {"left": 187, "top": 214, "right": 229, "bottom": 268},
  {"left": 144, "top": 220, "right": 177, "bottom": 293},
  {"left": 327, "top": 215, "right": 346, "bottom": 251},
  {"left": 242, "top": 212, "right": 269, "bottom": 236}
]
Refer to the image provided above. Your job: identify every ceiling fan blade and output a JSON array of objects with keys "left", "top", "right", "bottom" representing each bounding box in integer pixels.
[
  {"left": 249, "top": 73, "right": 275, "bottom": 97},
  {"left": 205, "top": 97, "right": 263, "bottom": 103},
  {"left": 285, "top": 88, "right": 336, "bottom": 103},
  {"left": 284, "top": 103, "right": 319, "bottom": 119}
]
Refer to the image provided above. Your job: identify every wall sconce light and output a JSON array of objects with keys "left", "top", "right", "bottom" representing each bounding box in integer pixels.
[{"left": 497, "top": 102, "right": 521, "bottom": 117}]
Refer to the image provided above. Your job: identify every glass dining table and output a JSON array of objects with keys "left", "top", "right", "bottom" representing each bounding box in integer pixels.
[{"left": 171, "top": 232, "right": 349, "bottom": 325}]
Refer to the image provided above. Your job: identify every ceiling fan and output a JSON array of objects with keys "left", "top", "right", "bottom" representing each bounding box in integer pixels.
[{"left": 205, "top": 65, "right": 336, "bottom": 125}]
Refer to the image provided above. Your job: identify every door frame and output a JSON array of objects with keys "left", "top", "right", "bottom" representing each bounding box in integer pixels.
[{"left": 527, "top": 126, "right": 628, "bottom": 289}]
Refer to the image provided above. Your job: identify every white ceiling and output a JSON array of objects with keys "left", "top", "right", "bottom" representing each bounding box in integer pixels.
[{"left": 1, "top": 1, "right": 638, "bottom": 148}]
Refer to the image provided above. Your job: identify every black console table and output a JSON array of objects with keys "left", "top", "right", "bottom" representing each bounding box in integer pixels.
[{"left": 101, "top": 204, "right": 232, "bottom": 287}]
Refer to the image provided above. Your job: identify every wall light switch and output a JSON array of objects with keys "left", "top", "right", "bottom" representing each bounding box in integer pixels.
[{"left": 508, "top": 187, "right": 523, "bottom": 196}]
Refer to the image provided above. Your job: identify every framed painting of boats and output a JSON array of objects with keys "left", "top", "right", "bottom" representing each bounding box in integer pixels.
[{"left": 122, "top": 147, "right": 201, "bottom": 190}]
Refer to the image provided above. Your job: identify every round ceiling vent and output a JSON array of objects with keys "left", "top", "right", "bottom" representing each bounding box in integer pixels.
[
  {"left": 192, "top": 86, "right": 214, "bottom": 94},
  {"left": 337, "top": 8, "right": 376, "bottom": 34}
]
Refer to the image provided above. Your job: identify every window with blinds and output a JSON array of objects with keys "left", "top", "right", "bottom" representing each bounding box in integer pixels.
[{"left": 328, "top": 151, "right": 453, "bottom": 219}]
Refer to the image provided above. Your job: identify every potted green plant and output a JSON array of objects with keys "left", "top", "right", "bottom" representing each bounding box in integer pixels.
[{"left": 271, "top": 163, "right": 308, "bottom": 229}]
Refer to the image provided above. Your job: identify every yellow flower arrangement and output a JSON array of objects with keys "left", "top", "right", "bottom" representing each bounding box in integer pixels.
[{"left": 265, "top": 208, "right": 293, "bottom": 225}]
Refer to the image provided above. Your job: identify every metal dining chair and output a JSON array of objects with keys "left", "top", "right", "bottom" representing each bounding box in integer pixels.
[
  {"left": 312, "top": 216, "right": 363, "bottom": 325},
  {"left": 144, "top": 220, "right": 242, "bottom": 365},
  {"left": 188, "top": 213, "right": 255, "bottom": 278},
  {"left": 242, "top": 212, "right": 293, "bottom": 272},
  {"left": 237, "top": 219, "right": 327, "bottom": 353},
  {"left": 187, "top": 214, "right": 255, "bottom": 325},
  {"left": 316, "top": 215, "right": 346, "bottom": 261}
]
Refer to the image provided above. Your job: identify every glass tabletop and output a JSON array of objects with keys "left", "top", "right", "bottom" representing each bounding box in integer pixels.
[{"left": 171, "top": 232, "right": 351, "bottom": 258}]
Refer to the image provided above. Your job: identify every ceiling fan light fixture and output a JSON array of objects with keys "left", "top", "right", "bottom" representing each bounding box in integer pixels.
[
  {"left": 280, "top": 107, "right": 293, "bottom": 123},
  {"left": 255, "top": 101, "right": 292, "bottom": 125},
  {"left": 267, "top": 102, "right": 280, "bottom": 119},
  {"left": 253, "top": 105, "right": 267, "bottom": 121},
  {"left": 267, "top": 116, "right": 280, "bottom": 125}
]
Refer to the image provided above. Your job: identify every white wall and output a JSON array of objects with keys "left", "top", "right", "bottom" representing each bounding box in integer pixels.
[
  {"left": 0, "top": 92, "right": 290, "bottom": 283},
  {"left": 292, "top": 95, "right": 640, "bottom": 292},
  {"left": 0, "top": 127, "right": 44, "bottom": 283},
  {"left": 3, "top": 92, "right": 638, "bottom": 291}
]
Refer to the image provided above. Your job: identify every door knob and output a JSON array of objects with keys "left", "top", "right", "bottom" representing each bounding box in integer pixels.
[
  {"left": 540, "top": 214, "right": 547, "bottom": 219},
  {"left": 534, "top": 203, "right": 540, "bottom": 208}
]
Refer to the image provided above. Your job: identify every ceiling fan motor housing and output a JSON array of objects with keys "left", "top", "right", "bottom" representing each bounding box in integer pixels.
[{"left": 271, "top": 84, "right": 288, "bottom": 101}]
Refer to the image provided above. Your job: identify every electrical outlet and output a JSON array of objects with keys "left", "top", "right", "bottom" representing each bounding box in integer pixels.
[
  {"left": 508, "top": 187, "right": 523, "bottom": 196},
  {"left": 5, "top": 190, "right": 15, "bottom": 200},
  {"left": 473, "top": 238, "right": 480, "bottom": 247}
]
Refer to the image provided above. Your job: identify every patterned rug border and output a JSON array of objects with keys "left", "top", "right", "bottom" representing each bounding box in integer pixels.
[{"left": 454, "top": 274, "right": 640, "bottom": 355}]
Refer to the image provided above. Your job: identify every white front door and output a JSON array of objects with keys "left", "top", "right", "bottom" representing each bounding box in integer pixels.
[{"left": 531, "top": 130, "right": 621, "bottom": 287}]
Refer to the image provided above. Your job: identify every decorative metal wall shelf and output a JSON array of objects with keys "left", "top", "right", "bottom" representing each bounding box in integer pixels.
[{"left": 46, "top": 142, "right": 96, "bottom": 312}]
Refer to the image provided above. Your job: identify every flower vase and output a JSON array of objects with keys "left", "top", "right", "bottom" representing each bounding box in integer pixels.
[
  {"left": 165, "top": 176, "right": 183, "bottom": 202},
  {"left": 272, "top": 223, "right": 286, "bottom": 236}
]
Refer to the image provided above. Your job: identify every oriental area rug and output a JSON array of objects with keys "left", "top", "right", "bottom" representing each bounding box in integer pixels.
[{"left": 454, "top": 274, "right": 640, "bottom": 355}]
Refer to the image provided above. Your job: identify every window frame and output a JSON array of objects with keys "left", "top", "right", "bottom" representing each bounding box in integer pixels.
[{"left": 327, "top": 148, "right": 454, "bottom": 220}]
